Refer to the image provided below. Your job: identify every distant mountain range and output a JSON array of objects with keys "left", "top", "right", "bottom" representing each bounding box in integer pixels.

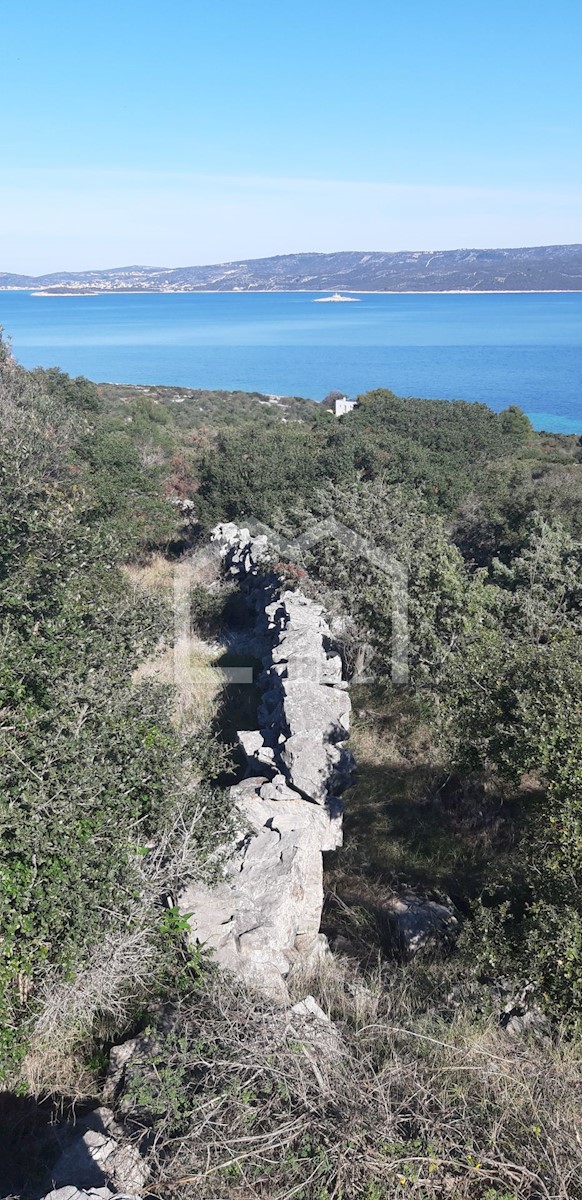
[{"left": 2, "top": 245, "right": 582, "bottom": 294}]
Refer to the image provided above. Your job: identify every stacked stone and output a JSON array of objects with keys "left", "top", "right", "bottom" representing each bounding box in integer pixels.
[
  {"left": 259, "top": 590, "right": 353, "bottom": 803},
  {"left": 179, "top": 524, "right": 354, "bottom": 998},
  {"left": 210, "top": 519, "right": 269, "bottom": 576}
]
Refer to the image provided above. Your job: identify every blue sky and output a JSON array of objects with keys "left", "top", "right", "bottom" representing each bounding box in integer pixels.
[{"left": 1, "top": 0, "right": 581, "bottom": 271}]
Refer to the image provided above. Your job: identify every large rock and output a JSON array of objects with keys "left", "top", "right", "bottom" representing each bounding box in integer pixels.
[
  {"left": 261, "top": 591, "right": 353, "bottom": 804},
  {"left": 281, "top": 733, "right": 353, "bottom": 803},
  {"left": 180, "top": 777, "right": 342, "bottom": 998},
  {"left": 42, "top": 1190, "right": 119, "bottom": 1200},
  {"left": 237, "top": 728, "right": 276, "bottom": 774},
  {"left": 280, "top": 679, "right": 350, "bottom": 740},
  {"left": 211, "top": 521, "right": 269, "bottom": 575}
]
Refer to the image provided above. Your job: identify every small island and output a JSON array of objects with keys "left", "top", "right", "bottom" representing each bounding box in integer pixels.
[{"left": 312, "top": 292, "right": 361, "bottom": 302}]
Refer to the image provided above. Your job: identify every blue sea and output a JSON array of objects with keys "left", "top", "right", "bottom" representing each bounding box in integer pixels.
[{"left": 0, "top": 289, "right": 580, "bottom": 434}]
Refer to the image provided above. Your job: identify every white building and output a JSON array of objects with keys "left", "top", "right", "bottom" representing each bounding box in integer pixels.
[{"left": 334, "top": 395, "right": 358, "bottom": 417}]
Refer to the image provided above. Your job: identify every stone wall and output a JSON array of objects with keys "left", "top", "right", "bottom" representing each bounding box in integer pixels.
[
  {"left": 179, "top": 523, "right": 353, "bottom": 998},
  {"left": 35, "top": 525, "right": 354, "bottom": 1200}
]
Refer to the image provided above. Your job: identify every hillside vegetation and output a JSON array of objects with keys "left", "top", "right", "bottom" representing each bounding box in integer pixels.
[
  {"left": 2, "top": 243, "right": 582, "bottom": 292},
  {"left": 1, "top": 334, "right": 582, "bottom": 1198}
]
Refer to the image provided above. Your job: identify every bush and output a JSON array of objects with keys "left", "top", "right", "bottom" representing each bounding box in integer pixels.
[{"left": 0, "top": 343, "right": 230, "bottom": 1080}]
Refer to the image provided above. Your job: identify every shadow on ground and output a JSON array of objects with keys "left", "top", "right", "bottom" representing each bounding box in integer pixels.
[{"left": 0, "top": 1090, "right": 97, "bottom": 1200}]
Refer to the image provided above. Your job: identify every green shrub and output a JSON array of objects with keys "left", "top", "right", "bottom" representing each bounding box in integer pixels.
[{"left": 0, "top": 344, "right": 229, "bottom": 1079}]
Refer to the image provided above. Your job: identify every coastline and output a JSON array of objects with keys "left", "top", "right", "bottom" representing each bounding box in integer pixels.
[{"left": 7, "top": 286, "right": 582, "bottom": 297}]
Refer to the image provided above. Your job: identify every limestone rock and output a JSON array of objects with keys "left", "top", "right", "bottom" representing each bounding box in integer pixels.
[
  {"left": 288, "top": 993, "right": 341, "bottom": 1058},
  {"left": 200, "top": 526, "right": 353, "bottom": 996},
  {"left": 211, "top": 521, "right": 269, "bottom": 575},
  {"left": 291, "top": 994, "right": 331, "bottom": 1023},
  {"left": 180, "top": 778, "right": 342, "bottom": 997},
  {"left": 280, "top": 678, "right": 350, "bottom": 740},
  {"left": 237, "top": 728, "right": 276, "bottom": 774},
  {"left": 103, "top": 1037, "right": 142, "bottom": 1106},
  {"left": 259, "top": 773, "right": 303, "bottom": 802},
  {"left": 387, "top": 894, "right": 458, "bottom": 956},
  {"left": 281, "top": 733, "right": 353, "bottom": 804},
  {"left": 321, "top": 652, "right": 344, "bottom": 686},
  {"left": 42, "top": 1189, "right": 119, "bottom": 1200},
  {"left": 48, "top": 1107, "right": 148, "bottom": 1197}
]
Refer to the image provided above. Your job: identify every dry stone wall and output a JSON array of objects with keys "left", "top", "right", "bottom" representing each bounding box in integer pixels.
[
  {"left": 179, "top": 523, "right": 353, "bottom": 998},
  {"left": 36, "top": 524, "right": 353, "bottom": 1200}
]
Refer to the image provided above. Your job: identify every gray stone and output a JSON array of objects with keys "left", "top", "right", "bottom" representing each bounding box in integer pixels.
[
  {"left": 288, "top": 992, "right": 341, "bottom": 1058},
  {"left": 386, "top": 894, "right": 458, "bottom": 956},
  {"left": 50, "top": 1107, "right": 148, "bottom": 1196},
  {"left": 280, "top": 679, "right": 351, "bottom": 740},
  {"left": 291, "top": 994, "right": 331, "bottom": 1023},
  {"left": 210, "top": 522, "right": 270, "bottom": 576},
  {"left": 42, "top": 1190, "right": 118, "bottom": 1200},
  {"left": 272, "top": 653, "right": 326, "bottom": 683},
  {"left": 259, "top": 773, "right": 301, "bottom": 802},
  {"left": 290, "top": 931, "right": 333, "bottom": 972},
  {"left": 237, "top": 729, "right": 276, "bottom": 774},
  {"left": 281, "top": 734, "right": 352, "bottom": 804},
  {"left": 321, "top": 653, "right": 344, "bottom": 686},
  {"left": 201, "top": 525, "right": 352, "bottom": 996},
  {"left": 103, "top": 1037, "right": 141, "bottom": 1105},
  {"left": 180, "top": 778, "right": 342, "bottom": 997}
]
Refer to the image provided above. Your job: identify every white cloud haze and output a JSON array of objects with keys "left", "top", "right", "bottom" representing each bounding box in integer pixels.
[{"left": 1, "top": 169, "right": 580, "bottom": 274}]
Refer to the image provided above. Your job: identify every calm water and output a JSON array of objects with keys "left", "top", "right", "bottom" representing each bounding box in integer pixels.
[{"left": 1, "top": 289, "right": 581, "bottom": 433}]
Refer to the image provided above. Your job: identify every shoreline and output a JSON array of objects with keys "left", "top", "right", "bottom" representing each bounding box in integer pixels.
[{"left": 5, "top": 286, "right": 582, "bottom": 298}]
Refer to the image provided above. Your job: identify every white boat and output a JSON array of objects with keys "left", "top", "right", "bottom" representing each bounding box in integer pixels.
[{"left": 312, "top": 292, "right": 360, "bottom": 303}]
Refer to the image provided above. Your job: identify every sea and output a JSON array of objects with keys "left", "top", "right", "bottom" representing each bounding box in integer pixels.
[{"left": 0, "top": 289, "right": 580, "bottom": 434}]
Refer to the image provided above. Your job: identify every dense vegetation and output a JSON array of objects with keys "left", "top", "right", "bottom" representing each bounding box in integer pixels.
[
  {"left": 193, "top": 388, "right": 582, "bottom": 1019},
  {"left": 1, "top": 336, "right": 582, "bottom": 1197},
  {"left": 0, "top": 344, "right": 234, "bottom": 1082}
]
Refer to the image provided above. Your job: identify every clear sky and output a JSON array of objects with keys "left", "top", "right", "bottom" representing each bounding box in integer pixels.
[{"left": 1, "top": 0, "right": 581, "bottom": 272}]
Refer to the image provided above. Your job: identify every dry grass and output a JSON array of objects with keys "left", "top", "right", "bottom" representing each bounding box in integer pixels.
[
  {"left": 123, "top": 545, "right": 223, "bottom": 596},
  {"left": 21, "top": 797, "right": 220, "bottom": 1099},
  {"left": 21, "top": 924, "right": 160, "bottom": 1098},
  {"left": 125, "top": 965, "right": 582, "bottom": 1200},
  {"left": 128, "top": 550, "right": 230, "bottom": 734},
  {"left": 132, "top": 636, "right": 226, "bottom": 734},
  {"left": 124, "top": 551, "right": 178, "bottom": 595}
]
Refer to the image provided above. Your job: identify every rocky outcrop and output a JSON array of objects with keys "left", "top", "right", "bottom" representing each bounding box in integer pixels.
[
  {"left": 179, "top": 523, "right": 352, "bottom": 998},
  {"left": 210, "top": 520, "right": 270, "bottom": 577},
  {"left": 42, "top": 1190, "right": 123, "bottom": 1200}
]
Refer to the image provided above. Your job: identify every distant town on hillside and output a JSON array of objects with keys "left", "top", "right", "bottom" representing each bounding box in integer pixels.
[{"left": 1, "top": 244, "right": 582, "bottom": 294}]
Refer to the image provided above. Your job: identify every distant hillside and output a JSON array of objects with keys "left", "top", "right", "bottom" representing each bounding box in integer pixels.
[
  {"left": 96, "top": 381, "right": 318, "bottom": 425},
  {"left": 2, "top": 244, "right": 582, "bottom": 294}
]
